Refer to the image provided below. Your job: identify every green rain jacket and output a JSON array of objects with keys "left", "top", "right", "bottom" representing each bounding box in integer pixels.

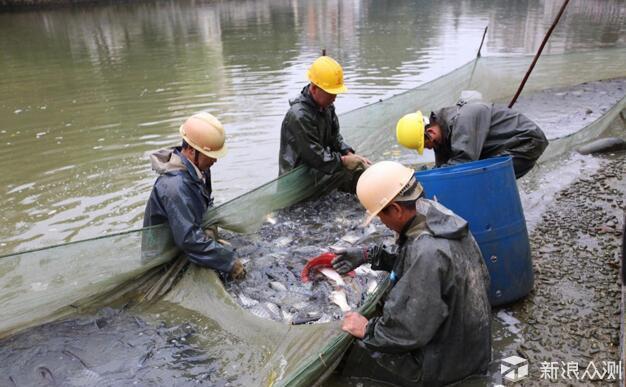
[
  {"left": 432, "top": 102, "right": 548, "bottom": 178},
  {"left": 363, "top": 198, "right": 492, "bottom": 386},
  {"left": 278, "top": 85, "right": 354, "bottom": 176}
]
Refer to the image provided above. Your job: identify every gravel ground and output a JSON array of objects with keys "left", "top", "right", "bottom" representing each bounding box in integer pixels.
[{"left": 494, "top": 151, "right": 625, "bottom": 385}]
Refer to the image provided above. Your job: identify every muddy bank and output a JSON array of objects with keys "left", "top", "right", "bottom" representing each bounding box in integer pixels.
[
  {"left": 495, "top": 151, "right": 625, "bottom": 385},
  {"left": 511, "top": 77, "right": 625, "bottom": 140}
]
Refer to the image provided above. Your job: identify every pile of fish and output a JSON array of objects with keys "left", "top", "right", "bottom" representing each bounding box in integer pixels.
[{"left": 223, "top": 191, "right": 392, "bottom": 324}]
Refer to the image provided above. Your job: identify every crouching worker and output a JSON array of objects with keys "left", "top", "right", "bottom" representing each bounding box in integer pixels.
[
  {"left": 278, "top": 55, "right": 370, "bottom": 194},
  {"left": 143, "top": 112, "right": 245, "bottom": 281},
  {"left": 396, "top": 101, "right": 548, "bottom": 178},
  {"left": 333, "top": 161, "right": 491, "bottom": 386}
]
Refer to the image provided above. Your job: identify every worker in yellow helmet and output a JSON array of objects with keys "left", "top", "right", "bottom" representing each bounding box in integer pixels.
[
  {"left": 396, "top": 101, "right": 548, "bottom": 178},
  {"left": 143, "top": 112, "right": 246, "bottom": 281},
  {"left": 278, "top": 55, "right": 370, "bottom": 194},
  {"left": 334, "top": 160, "right": 491, "bottom": 386}
]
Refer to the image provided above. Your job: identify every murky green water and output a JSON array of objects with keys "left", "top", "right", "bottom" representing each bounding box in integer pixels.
[{"left": 0, "top": 0, "right": 624, "bottom": 253}]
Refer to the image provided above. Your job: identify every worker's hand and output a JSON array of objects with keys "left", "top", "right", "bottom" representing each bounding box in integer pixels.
[
  {"left": 342, "top": 311, "right": 368, "bottom": 339},
  {"left": 355, "top": 154, "right": 372, "bottom": 168},
  {"left": 341, "top": 154, "right": 365, "bottom": 171},
  {"left": 331, "top": 247, "right": 368, "bottom": 274},
  {"left": 205, "top": 225, "right": 219, "bottom": 241},
  {"left": 229, "top": 259, "right": 246, "bottom": 281}
]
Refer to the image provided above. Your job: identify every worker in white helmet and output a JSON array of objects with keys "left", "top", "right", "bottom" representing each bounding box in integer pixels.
[
  {"left": 334, "top": 161, "right": 491, "bottom": 386},
  {"left": 143, "top": 112, "right": 245, "bottom": 280}
]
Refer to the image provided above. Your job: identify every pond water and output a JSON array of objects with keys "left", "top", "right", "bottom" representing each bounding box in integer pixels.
[{"left": 1, "top": 0, "right": 624, "bottom": 254}]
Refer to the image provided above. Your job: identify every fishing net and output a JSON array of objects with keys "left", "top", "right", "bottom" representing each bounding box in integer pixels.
[{"left": 0, "top": 48, "right": 624, "bottom": 386}]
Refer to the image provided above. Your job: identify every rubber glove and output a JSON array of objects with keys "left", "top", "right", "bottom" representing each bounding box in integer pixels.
[
  {"left": 229, "top": 259, "right": 246, "bottom": 280},
  {"left": 331, "top": 247, "right": 369, "bottom": 274}
]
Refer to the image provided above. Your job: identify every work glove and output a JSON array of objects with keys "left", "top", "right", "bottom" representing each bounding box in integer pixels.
[
  {"left": 331, "top": 246, "right": 369, "bottom": 274},
  {"left": 229, "top": 259, "right": 246, "bottom": 281}
]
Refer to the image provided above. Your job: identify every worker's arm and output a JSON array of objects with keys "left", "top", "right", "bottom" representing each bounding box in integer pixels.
[
  {"left": 361, "top": 238, "right": 449, "bottom": 353},
  {"left": 332, "top": 244, "right": 396, "bottom": 274},
  {"left": 369, "top": 244, "right": 397, "bottom": 272},
  {"left": 441, "top": 103, "right": 492, "bottom": 166},
  {"left": 156, "top": 178, "right": 235, "bottom": 274},
  {"left": 284, "top": 111, "right": 344, "bottom": 174}
]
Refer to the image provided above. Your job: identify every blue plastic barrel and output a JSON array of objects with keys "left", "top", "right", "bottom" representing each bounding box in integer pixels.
[{"left": 414, "top": 156, "right": 533, "bottom": 306}]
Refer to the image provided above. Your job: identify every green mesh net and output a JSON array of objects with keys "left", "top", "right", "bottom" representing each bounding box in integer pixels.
[{"left": 0, "top": 48, "right": 624, "bottom": 386}]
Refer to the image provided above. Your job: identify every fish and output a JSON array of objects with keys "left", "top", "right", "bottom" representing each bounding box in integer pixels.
[
  {"left": 223, "top": 190, "right": 393, "bottom": 324},
  {"left": 319, "top": 268, "right": 346, "bottom": 287},
  {"left": 367, "top": 280, "right": 379, "bottom": 294},
  {"left": 265, "top": 213, "right": 277, "bottom": 225},
  {"left": 248, "top": 304, "right": 271, "bottom": 320},
  {"left": 330, "top": 290, "right": 351, "bottom": 313},
  {"left": 269, "top": 281, "right": 287, "bottom": 292},
  {"left": 248, "top": 302, "right": 283, "bottom": 321},
  {"left": 238, "top": 293, "right": 259, "bottom": 308}
]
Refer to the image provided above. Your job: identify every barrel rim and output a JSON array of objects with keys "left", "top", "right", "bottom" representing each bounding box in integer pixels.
[{"left": 414, "top": 155, "right": 513, "bottom": 179}]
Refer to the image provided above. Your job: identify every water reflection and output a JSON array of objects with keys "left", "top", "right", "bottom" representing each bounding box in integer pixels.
[{"left": 0, "top": 0, "right": 624, "bottom": 253}]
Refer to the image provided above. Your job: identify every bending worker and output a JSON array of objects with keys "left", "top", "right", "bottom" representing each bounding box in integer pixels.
[
  {"left": 333, "top": 161, "right": 491, "bottom": 386},
  {"left": 396, "top": 100, "right": 548, "bottom": 178},
  {"left": 278, "top": 55, "right": 370, "bottom": 192},
  {"left": 143, "top": 112, "right": 245, "bottom": 280}
]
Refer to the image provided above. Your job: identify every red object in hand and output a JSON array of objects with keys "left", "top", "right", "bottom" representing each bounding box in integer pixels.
[{"left": 301, "top": 252, "right": 355, "bottom": 282}]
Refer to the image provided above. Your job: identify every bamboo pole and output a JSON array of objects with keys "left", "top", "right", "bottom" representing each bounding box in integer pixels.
[{"left": 508, "top": 0, "right": 571, "bottom": 108}]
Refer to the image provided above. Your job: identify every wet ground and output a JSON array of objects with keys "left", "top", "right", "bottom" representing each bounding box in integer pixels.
[
  {"left": 495, "top": 151, "right": 625, "bottom": 385},
  {"left": 513, "top": 78, "right": 625, "bottom": 139}
]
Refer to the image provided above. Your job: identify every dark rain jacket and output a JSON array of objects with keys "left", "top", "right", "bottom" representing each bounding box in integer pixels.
[
  {"left": 143, "top": 147, "right": 235, "bottom": 274},
  {"left": 278, "top": 85, "right": 354, "bottom": 176},
  {"left": 432, "top": 102, "right": 548, "bottom": 178},
  {"left": 363, "top": 199, "right": 492, "bottom": 386}
]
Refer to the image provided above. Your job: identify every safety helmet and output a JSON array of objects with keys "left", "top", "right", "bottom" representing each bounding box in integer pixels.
[
  {"left": 179, "top": 112, "right": 228, "bottom": 159},
  {"left": 307, "top": 56, "right": 348, "bottom": 95},
  {"left": 356, "top": 161, "right": 422, "bottom": 225},
  {"left": 396, "top": 110, "right": 430, "bottom": 155}
]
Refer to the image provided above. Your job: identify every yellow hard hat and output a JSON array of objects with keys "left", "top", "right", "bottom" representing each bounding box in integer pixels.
[
  {"left": 179, "top": 112, "right": 228, "bottom": 159},
  {"left": 356, "top": 161, "right": 421, "bottom": 225},
  {"left": 396, "top": 110, "right": 429, "bottom": 155},
  {"left": 307, "top": 56, "right": 348, "bottom": 95}
]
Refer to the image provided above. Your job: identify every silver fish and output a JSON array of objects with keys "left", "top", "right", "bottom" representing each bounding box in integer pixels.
[
  {"left": 319, "top": 268, "right": 345, "bottom": 287},
  {"left": 269, "top": 281, "right": 287, "bottom": 292},
  {"left": 238, "top": 293, "right": 259, "bottom": 308},
  {"left": 330, "top": 290, "right": 351, "bottom": 313},
  {"left": 248, "top": 304, "right": 271, "bottom": 319},
  {"left": 367, "top": 280, "right": 379, "bottom": 294}
]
